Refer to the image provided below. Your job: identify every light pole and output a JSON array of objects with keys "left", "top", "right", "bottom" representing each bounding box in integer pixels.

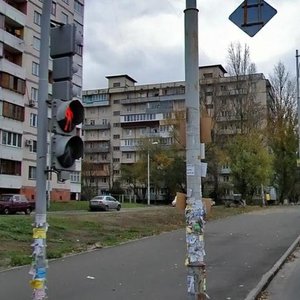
[
  {"left": 296, "top": 50, "right": 300, "bottom": 162},
  {"left": 147, "top": 141, "right": 158, "bottom": 206}
]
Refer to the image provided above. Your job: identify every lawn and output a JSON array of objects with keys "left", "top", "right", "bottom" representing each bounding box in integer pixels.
[{"left": 0, "top": 205, "right": 263, "bottom": 269}]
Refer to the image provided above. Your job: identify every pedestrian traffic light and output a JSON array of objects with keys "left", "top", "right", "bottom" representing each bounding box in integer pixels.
[{"left": 50, "top": 23, "right": 84, "bottom": 171}]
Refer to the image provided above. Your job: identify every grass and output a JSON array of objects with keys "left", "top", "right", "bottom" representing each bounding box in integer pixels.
[
  {"left": 48, "top": 201, "right": 146, "bottom": 211},
  {"left": 0, "top": 205, "right": 264, "bottom": 269}
]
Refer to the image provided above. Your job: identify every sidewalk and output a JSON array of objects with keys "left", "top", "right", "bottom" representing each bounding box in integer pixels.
[
  {"left": 245, "top": 235, "right": 300, "bottom": 300},
  {"left": 262, "top": 243, "right": 300, "bottom": 299}
]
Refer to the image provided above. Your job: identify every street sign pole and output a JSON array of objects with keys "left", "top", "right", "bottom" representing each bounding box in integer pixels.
[
  {"left": 184, "top": 1, "right": 207, "bottom": 299},
  {"left": 29, "top": 1, "right": 51, "bottom": 299}
]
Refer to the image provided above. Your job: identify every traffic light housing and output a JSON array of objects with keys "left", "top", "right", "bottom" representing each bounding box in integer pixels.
[{"left": 50, "top": 23, "right": 84, "bottom": 171}]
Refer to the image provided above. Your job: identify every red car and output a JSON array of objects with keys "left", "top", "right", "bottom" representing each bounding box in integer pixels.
[{"left": 0, "top": 194, "right": 35, "bottom": 215}]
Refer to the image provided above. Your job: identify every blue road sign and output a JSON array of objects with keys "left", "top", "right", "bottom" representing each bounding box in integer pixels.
[{"left": 229, "top": 0, "right": 277, "bottom": 37}]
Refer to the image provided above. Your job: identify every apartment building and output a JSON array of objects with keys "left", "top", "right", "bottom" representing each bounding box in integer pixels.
[
  {"left": 0, "top": 0, "right": 84, "bottom": 201},
  {"left": 82, "top": 65, "right": 272, "bottom": 197}
]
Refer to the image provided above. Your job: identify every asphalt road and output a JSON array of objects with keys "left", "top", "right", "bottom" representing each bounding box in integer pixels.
[{"left": 0, "top": 206, "right": 300, "bottom": 300}]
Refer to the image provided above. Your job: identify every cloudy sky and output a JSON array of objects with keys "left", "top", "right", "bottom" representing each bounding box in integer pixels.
[{"left": 82, "top": 0, "right": 300, "bottom": 90}]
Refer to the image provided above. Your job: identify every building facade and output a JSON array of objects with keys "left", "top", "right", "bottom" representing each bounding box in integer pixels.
[
  {"left": 82, "top": 65, "right": 272, "bottom": 198},
  {"left": 0, "top": 0, "right": 84, "bottom": 201}
]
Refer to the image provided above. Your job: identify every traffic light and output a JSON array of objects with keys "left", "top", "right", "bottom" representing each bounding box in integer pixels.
[{"left": 50, "top": 23, "right": 84, "bottom": 172}]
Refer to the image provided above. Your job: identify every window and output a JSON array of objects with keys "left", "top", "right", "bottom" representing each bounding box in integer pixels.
[
  {"left": 113, "top": 123, "right": 120, "bottom": 127},
  {"left": 113, "top": 146, "right": 120, "bottom": 151},
  {"left": 33, "top": 36, "right": 40, "bottom": 50},
  {"left": 29, "top": 166, "right": 36, "bottom": 180},
  {"left": 2, "top": 131, "right": 22, "bottom": 147},
  {"left": 70, "top": 172, "right": 80, "bottom": 183},
  {"left": 0, "top": 72, "right": 26, "bottom": 94},
  {"left": 61, "top": 12, "right": 68, "bottom": 24},
  {"left": 30, "top": 113, "right": 38, "bottom": 127},
  {"left": 113, "top": 111, "right": 120, "bottom": 116},
  {"left": 113, "top": 100, "right": 120, "bottom": 104},
  {"left": 0, "top": 159, "right": 21, "bottom": 175},
  {"left": 30, "top": 140, "right": 37, "bottom": 153},
  {"left": 32, "top": 62, "right": 39, "bottom": 76},
  {"left": 2, "top": 101, "right": 24, "bottom": 121},
  {"left": 126, "top": 153, "right": 132, "bottom": 159},
  {"left": 113, "top": 135, "right": 120, "bottom": 139},
  {"left": 51, "top": 1, "right": 57, "bottom": 15},
  {"left": 34, "top": 11, "right": 41, "bottom": 26},
  {"left": 113, "top": 158, "right": 120, "bottom": 163},
  {"left": 113, "top": 82, "right": 121, "bottom": 88},
  {"left": 31, "top": 87, "right": 38, "bottom": 101},
  {"left": 74, "top": 0, "right": 84, "bottom": 15},
  {"left": 204, "top": 73, "right": 213, "bottom": 79}
]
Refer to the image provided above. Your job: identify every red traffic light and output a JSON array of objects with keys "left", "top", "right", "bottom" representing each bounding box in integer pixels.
[{"left": 56, "top": 100, "right": 84, "bottom": 133}]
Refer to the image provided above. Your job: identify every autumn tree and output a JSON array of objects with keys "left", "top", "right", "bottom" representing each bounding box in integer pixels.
[
  {"left": 226, "top": 132, "right": 273, "bottom": 202},
  {"left": 81, "top": 160, "right": 100, "bottom": 200},
  {"left": 267, "top": 62, "right": 298, "bottom": 202}
]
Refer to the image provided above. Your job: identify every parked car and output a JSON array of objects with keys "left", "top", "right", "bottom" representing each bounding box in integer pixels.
[
  {"left": 89, "top": 195, "right": 121, "bottom": 211},
  {"left": 0, "top": 194, "right": 35, "bottom": 215}
]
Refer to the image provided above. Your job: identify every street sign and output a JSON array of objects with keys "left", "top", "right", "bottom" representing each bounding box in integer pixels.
[{"left": 229, "top": 0, "right": 277, "bottom": 37}]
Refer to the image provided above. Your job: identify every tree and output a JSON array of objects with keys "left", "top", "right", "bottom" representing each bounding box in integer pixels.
[
  {"left": 267, "top": 62, "right": 298, "bottom": 202},
  {"left": 226, "top": 133, "right": 273, "bottom": 202},
  {"left": 81, "top": 160, "right": 100, "bottom": 200},
  {"left": 119, "top": 138, "right": 186, "bottom": 203},
  {"left": 227, "top": 42, "right": 256, "bottom": 76},
  {"left": 226, "top": 41, "right": 266, "bottom": 134},
  {"left": 202, "top": 42, "right": 265, "bottom": 201}
]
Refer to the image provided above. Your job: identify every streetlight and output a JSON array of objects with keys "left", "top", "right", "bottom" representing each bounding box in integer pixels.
[
  {"left": 296, "top": 50, "right": 300, "bottom": 164},
  {"left": 147, "top": 141, "right": 158, "bottom": 206}
]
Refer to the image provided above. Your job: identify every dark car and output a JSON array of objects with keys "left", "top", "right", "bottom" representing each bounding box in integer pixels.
[
  {"left": 89, "top": 195, "right": 121, "bottom": 211},
  {"left": 0, "top": 194, "right": 35, "bottom": 215}
]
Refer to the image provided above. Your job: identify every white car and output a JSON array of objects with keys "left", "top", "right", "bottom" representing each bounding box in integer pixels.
[{"left": 89, "top": 195, "right": 121, "bottom": 211}]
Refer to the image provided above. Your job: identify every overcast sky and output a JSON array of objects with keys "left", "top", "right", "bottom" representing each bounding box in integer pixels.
[{"left": 82, "top": 0, "right": 300, "bottom": 90}]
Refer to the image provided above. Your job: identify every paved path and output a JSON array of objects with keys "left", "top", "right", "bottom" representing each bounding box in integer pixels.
[
  {"left": 0, "top": 207, "right": 300, "bottom": 300},
  {"left": 265, "top": 246, "right": 300, "bottom": 300}
]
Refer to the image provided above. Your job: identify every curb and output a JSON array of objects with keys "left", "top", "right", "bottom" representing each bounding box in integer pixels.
[{"left": 245, "top": 234, "right": 300, "bottom": 300}]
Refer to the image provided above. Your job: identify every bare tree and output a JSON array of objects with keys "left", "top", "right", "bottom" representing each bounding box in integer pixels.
[
  {"left": 225, "top": 41, "right": 265, "bottom": 134},
  {"left": 227, "top": 42, "right": 256, "bottom": 76},
  {"left": 268, "top": 62, "right": 298, "bottom": 202}
]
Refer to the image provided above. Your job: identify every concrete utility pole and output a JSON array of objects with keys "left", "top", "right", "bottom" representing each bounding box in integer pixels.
[
  {"left": 29, "top": 1, "right": 51, "bottom": 299},
  {"left": 184, "top": 1, "right": 207, "bottom": 299},
  {"left": 296, "top": 50, "right": 300, "bottom": 160}
]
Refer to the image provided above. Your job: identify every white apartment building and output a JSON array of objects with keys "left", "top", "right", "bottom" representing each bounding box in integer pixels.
[
  {"left": 0, "top": 0, "right": 84, "bottom": 201},
  {"left": 82, "top": 65, "right": 272, "bottom": 197}
]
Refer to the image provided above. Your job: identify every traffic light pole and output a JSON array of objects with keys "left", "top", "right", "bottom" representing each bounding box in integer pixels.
[
  {"left": 29, "top": 1, "right": 51, "bottom": 299},
  {"left": 184, "top": 1, "right": 207, "bottom": 299}
]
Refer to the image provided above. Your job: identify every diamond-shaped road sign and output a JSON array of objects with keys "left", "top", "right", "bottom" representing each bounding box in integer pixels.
[{"left": 229, "top": 0, "right": 277, "bottom": 37}]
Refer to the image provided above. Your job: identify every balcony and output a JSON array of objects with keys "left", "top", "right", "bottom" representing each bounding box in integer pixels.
[
  {"left": 84, "top": 145, "right": 110, "bottom": 153},
  {"left": 0, "top": 174, "right": 22, "bottom": 189},
  {"left": 0, "top": 57, "right": 25, "bottom": 78},
  {"left": 120, "top": 113, "right": 163, "bottom": 127},
  {"left": 0, "top": 1, "right": 26, "bottom": 27},
  {"left": 83, "top": 123, "right": 111, "bottom": 130},
  {"left": 0, "top": 144, "right": 23, "bottom": 161},
  {"left": 120, "top": 145, "right": 138, "bottom": 152},
  {"left": 0, "top": 28, "right": 24, "bottom": 53},
  {"left": 120, "top": 93, "right": 185, "bottom": 105}
]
